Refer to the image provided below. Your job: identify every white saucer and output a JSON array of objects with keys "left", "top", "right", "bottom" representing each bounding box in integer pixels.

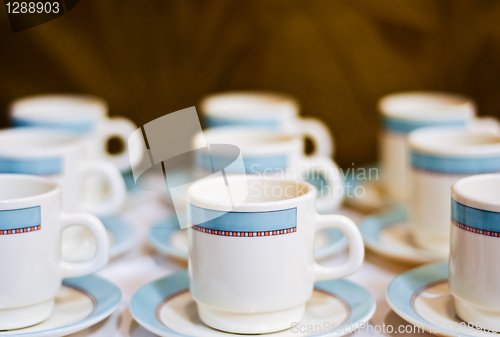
[
  {"left": 359, "top": 206, "right": 448, "bottom": 264},
  {"left": 148, "top": 216, "right": 348, "bottom": 262},
  {"left": 343, "top": 163, "right": 396, "bottom": 212},
  {"left": 0, "top": 275, "right": 121, "bottom": 337},
  {"left": 387, "top": 262, "right": 498, "bottom": 337},
  {"left": 62, "top": 215, "right": 137, "bottom": 262},
  {"left": 130, "top": 270, "right": 376, "bottom": 337}
]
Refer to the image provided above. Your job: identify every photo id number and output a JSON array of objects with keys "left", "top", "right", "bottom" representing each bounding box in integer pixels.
[{"left": 5, "top": 2, "right": 60, "bottom": 14}]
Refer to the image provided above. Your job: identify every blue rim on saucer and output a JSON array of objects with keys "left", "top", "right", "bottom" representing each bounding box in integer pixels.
[
  {"left": 0, "top": 275, "right": 121, "bottom": 337},
  {"left": 359, "top": 206, "right": 448, "bottom": 264},
  {"left": 100, "top": 215, "right": 137, "bottom": 258},
  {"left": 130, "top": 270, "right": 376, "bottom": 337},
  {"left": 387, "top": 262, "right": 448, "bottom": 332},
  {"left": 148, "top": 216, "right": 347, "bottom": 261},
  {"left": 389, "top": 264, "right": 498, "bottom": 337}
]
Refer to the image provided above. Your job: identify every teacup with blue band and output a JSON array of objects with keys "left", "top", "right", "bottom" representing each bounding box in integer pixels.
[
  {"left": 0, "top": 206, "right": 41, "bottom": 235},
  {"left": 192, "top": 128, "right": 344, "bottom": 213},
  {"left": 0, "top": 174, "right": 109, "bottom": 330},
  {"left": 407, "top": 127, "right": 500, "bottom": 254},
  {"left": 200, "top": 91, "right": 334, "bottom": 157},
  {"left": 449, "top": 174, "right": 500, "bottom": 332},
  {"left": 186, "top": 176, "right": 365, "bottom": 334},
  {"left": 378, "top": 91, "right": 478, "bottom": 201},
  {"left": 9, "top": 94, "right": 143, "bottom": 178},
  {"left": 0, "top": 128, "right": 126, "bottom": 216}
]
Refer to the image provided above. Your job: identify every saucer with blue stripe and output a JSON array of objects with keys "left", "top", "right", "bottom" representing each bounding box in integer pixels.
[
  {"left": 359, "top": 206, "right": 448, "bottom": 264},
  {"left": 387, "top": 262, "right": 496, "bottom": 337},
  {"left": 62, "top": 215, "right": 137, "bottom": 262},
  {"left": 148, "top": 215, "right": 347, "bottom": 262},
  {"left": 0, "top": 275, "right": 121, "bottom": 337},
  {"left": 130, "top": 270, "right": 376, "bottom": 337}
]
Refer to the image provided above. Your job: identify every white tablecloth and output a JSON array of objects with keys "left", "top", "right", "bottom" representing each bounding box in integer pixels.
[{"left": 68, "top": 193, "right": 433, "bottom": 337}]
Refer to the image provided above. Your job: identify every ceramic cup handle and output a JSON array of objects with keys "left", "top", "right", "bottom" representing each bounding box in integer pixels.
[
  {"left": 100, "top": 117, "right": 144, "bottom": 171},
  {"left": 313, "top": 214, "right": 364, "bottom": 281},
  {"left": 80, "top": 161, "right": 127, "bottom": 216},
  {"left": 298, "top": 156, "right": 344, "bottom": 211},
  {"left": 299, "top": 117, "right": 334, "bottom": 157},
  {"left": 60, "top": 212, "right": 109, "bottom": 278}
]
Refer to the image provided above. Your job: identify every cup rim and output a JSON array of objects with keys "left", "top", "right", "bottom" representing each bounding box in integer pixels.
[
  {"left": 0, "top": 174, "right": 60, "bottom": 204},
  {"left": 0, "top": 128, "right": 85, "bottom": 157},
  {"left": 193, "top": 128, "right": 301, "bottom": 155},
  {"left": 199, "top": 91, "right": 299, "bottom": 119},
  {"left": 187, "top": 175, "right": 315, "bottom": 211},
  {"left": 408, "top": 127, "right": 500, "bottom": 157},
  {"left": 378, "top": 91, "right": 475, "bottom": 121},
  {"left": 9, "top": 93, "right": 108, "bottom": 121},
  {"left": 452, "top": 174, "right": 500, "bottom": 212}
]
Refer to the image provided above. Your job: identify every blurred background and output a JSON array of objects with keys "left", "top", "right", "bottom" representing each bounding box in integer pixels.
[{"left": 1, "top": 0, "right": 500, "bottom": 167}]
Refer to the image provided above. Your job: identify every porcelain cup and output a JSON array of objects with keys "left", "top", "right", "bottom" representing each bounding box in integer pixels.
[
  {"left": 200, "top": 91, "right": 334, "bottom": 157},
  {"left": 378, "top": 91, "right": 499, "bottom": 201},
  {"left": 0, "top": 174, "right": 109, "bottom": 330},
  {"left": 9, "top": 94, "right": 143, "bottom": 172},
  {"left": 0, "top": 128, "right": 126, "bottom": 215},
  {"left": 193, "top": 128, "right": 344, "bottom": 212},
  {"left": 450, "top": 174, "right": 500, "bottom": 332},
  {"left": 407, "top": 128, "right": 500, "bottom": 253},
  {"left": 187, "top": 176, "right": 364, "bottom": 334}
]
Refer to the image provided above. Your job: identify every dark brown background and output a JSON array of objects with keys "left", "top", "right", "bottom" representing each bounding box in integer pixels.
[{"left": 1, "top": 0, "right": 500, "bottom": 166}]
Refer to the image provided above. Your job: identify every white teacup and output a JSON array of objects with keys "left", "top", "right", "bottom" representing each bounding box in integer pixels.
[
  {"left": 450, "top": 174, "right": 500, "bottom": 332},
  {"left": 407, "top": 128, "right": 500, "bottom": 253},
  {"left": 193, "top": 128, "right": 344, "bottom": 212},
  {"left": 0, "top": 128, "right": 126, "bottom": 215},
  {"left": 378, "top": 91, "right": 499, "bottom": 201},
  {"left": 187, "top": 176, "right": 364, "bottom": 334},
  {"left": 9, "top": 94, "right": 143, "bottom": 172},
  {"left": 200, "top": 91, "right": 334, "bottom": 157},
  {"left": 0, "top": 174, "right": 109, "bottom": 330}
]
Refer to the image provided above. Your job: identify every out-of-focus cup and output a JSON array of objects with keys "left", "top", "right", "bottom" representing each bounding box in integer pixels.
[
  {"left": 0, "top": 128, "right": 126, "bottom": 215},
  {"left": 193, "top": 128, "right": 344, "bottom": 212},
  {"left": 377, "top": 91, "right": 500, "bottom": 201},
  {"left": 200, "top": 91, "right": 334, "bottom": 157},
  {"left": 9, "top": 94, "right": 142, "bottom": 171},
  {"left": 407, "top": 128, "right": 500, "bottom": 253}
]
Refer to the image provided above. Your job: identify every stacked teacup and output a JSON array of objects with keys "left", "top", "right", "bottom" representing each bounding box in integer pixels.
[
  {"left": 0, "top": 93, "right": 140, "bottom": 330},
  {"left": 199, "top": 91, "right": 342, "bottom": 213},
  {"left": 173, "top": 91, "right": 365, "bottom": 333},
  {"left": 377, "top": 91, "right": 500, "bottom": 334}
]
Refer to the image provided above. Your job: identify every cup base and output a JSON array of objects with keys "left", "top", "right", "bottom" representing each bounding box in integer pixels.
[
  {"left": 455, "top": 297, "right": 500, "bottom": 332},
  {"left": 197, "top": 302, "right": 306, "bottom": 334},
  {"left": 0, "top": 298, "right": 54, "bottom": 330}
]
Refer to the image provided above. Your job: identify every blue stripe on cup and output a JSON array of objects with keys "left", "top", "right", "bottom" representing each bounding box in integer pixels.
[
  {"left": 13, "top": 117, "right": 96, "bottom": 135},
  {"left": 0, "top": 206, "right": 41, "bottom": 235},
  {"left": 410, "top": 151, "right": 500, "bottom": 175},
  {"left": 382, "top": 116, "right": 466, "bottom": 134},
  {"left": 451, "top": 199, "right": 500, "bottom": 236},
  {"left": 188, "top": 204, "right": 297, "bottom": 236},
  {"left": 204, "top": 116, "right": 279, "bottom": 130},
  {"left": 195, "top": 151, "right": 288, "bottom": 174},
  {"left": 0, "top": 157, "right": 63, "bottom": 176}
]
